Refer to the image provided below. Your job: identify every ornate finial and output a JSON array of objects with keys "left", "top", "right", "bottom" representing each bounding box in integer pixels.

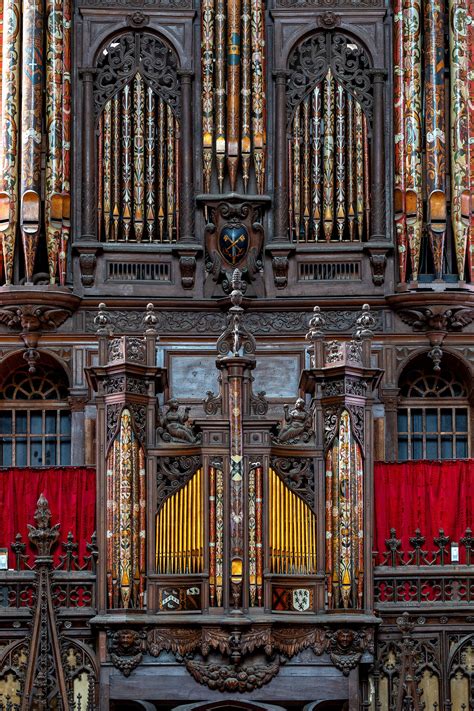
[
  {"left": 353, "top": 304, "right": 376, "bottom": 339},
  {"left": 216, "top": 269, "right": 256, "bottom": 357},
  {"left": 428, "top": 343, "right": 443, "bottom": 372},
  {"left": 23, "top": 347, "right": 40, "bottom": 374},
  {"left": 306, "top": 305, "right": 326, "bottom": 341},
  {"left": 94, "top": 302, "right": 111, "bottom": 335},
  {"left": 396, "top": 611, "right": 416, "bottom": 637},
  {"left": 144, "top": 303, "right": 158, "bottom": 334},
  {"left": 27, "top": 494, "right": 60, "bottom": 559},
  {"left": 230, "top": 269, "right": 244, "bottom": 310}
]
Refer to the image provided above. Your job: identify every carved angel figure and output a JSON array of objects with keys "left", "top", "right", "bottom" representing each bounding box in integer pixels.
[
  {"left": 275, "top": 398, "right": 313, "bottom": 444},
  {"left": 157, "top": 399, "right": 199, "bottom": 444}
]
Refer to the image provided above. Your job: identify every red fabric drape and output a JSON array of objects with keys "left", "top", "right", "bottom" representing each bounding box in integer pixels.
[
  {"left": 0, "top": 467, "right": 96, "bottom": 567},
  {"left": 374, "top": 460, "right": 474, "bottom": 564}
]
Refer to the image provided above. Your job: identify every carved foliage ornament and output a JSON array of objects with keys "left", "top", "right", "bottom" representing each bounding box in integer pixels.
[
  {"left": 156, "top": 455, "right": 201, "bottom": 509},
  {"left": 109, "top": 624, "right": 374, "bottom": 687},
  {"left": 270, "top": 457, "right": 315, "bottom": 510},
  {"left": 94, "top": 32, "right": 180, "bottom": 119},
  {"left": 287, "top": 32, "right": 373, "bottom": 127},
  {"left": 81, "top": 0, "right": 190, "bottom": 6},
  {"left": 324, "top": 404, "right": 365, "bottom": 452},
  {"left": 278, "top": 0, "right": 382, "bottom": 6}
]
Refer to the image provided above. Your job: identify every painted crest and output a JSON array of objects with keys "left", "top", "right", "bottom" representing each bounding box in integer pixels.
[
  {"left": 292, "top": 588, "right": 310, "bottom": 612},
  {"left": 218, "top": 223, "right": 249, "bottom": 266}
]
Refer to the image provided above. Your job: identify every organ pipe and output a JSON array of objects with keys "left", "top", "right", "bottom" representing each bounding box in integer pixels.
[
  {"left": 289, "top": 74, "right": 370, "bottom": 243},
  {"left": 200, "top": 0, "right": 266, "bottom": 193},
  {"left": 424, "top": 0, "right": 447, "bottom": 279},
  {"left": 45, "top": 0, "right": 63, "bottom": 285},
  {"left": 97, "top": 87, "right": 180, "bottom": 243},
  {"left": 449, "top": 0, "right": 470, "bottom": 281},
  {"left": 269, "top": 469, "right": 317, "bottom": 575},
  {"left": 0, "top": 0, "right": 21, "bottom": 284},
  {"left": 20, "top": 0, "right": 44, "bottom": 284},
  {"left": 59, "top": 0, "right": 71, "bottom": 287},
  {"left": 156, "top": 469, "right": 204, "bottom": 575}
]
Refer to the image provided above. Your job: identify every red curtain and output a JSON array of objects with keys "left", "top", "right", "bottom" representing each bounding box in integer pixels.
[
  {"left": 0, "top": 467, "right": 96, "bottom": 567},
  {"left": 374, "top": 460, "right": 474, "bottom": 564}
]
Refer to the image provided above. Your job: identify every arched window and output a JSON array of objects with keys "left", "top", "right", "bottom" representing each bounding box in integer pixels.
[
  {"left": 397, "top": 355, "right": 470, "bottom": 461},
  {"left": 0, "top": 361, "right": 71, "bottom": 467}
]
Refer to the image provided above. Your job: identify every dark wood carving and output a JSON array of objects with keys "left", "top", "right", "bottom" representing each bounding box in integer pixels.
[
  {"left": 94, "top": 32, "right": 181, "bottom": 119},
  {"left": 270, "top": 457, "right": 315, "bottom": 509},
  {"left": 156, "top": 455, "right": 201, "bottom": 509}
]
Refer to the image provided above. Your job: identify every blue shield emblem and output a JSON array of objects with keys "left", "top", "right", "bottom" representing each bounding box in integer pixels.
[{"left": 218, "top": 224, "right": 249, "bottom": 266}]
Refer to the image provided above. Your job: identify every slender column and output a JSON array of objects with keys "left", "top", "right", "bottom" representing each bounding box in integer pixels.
[
  {"left": 178, "top": 70, "right": 195, "bottom": 242},
  {"left": 273, "top": 70, "right": 290, "bottom": 242},
  {"left": 80, "top": 69, "right": 97, "bottom": 240},
  {"left": 369, "top": 69, "right": 387, "bottom": 241}
]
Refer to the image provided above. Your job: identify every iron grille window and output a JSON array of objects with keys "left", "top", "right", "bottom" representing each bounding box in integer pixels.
[
  {"left": 397, "top": 360, "right": 470, "bottom": 461},
  {"left": 0, "top": 364, "right": 71, "bottom": 467}
]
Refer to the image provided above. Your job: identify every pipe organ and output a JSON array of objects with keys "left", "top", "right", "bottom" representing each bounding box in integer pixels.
[
  {"left": 394, "top": 0, "right": 473, "bottom": 283},
  {"left": 97, "top": 79, "right": 180, "bottom": 244},
  {"left": 288, "top": 74, "right": 370, "bottom": 243},
  {"left": 0, "top": 0, "right": 71, "bottom": 286}
]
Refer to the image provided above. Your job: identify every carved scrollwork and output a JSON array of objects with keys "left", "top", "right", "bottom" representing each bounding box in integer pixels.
[
  {"left": 322, "top": 377, "right": 368, "bottom": 398},
  {"left": 270, "top": 457, "right": 315, "bottom": 510},
  {"left": 81, "top": 0, "right": 190, "bottom": 6},
  {"left": 107, "top": 403, "right": 123, "bottom": 448},
  {"left": 94, "top": 32, "right": 180, "bottom": 119},
  {"left": 250, "top": 389, "right": 269, "bottom": 416},
  {"left": 204, "top": 390, "right": 222, "bottom": 416},
  {"left": 103, "top": 375, "right": 126, "bottom": 395},
  {"left": 130, "top": 403, "right": 147, "bottom": 445},
  {"left": 156, "top": 455, "right": 201, "bottom": 509},
  {"left": 277, "top": 0, "right": 383, "bottom": 6},
  {"left": 324, "top": 405, "right": 340, "bottom": 450},
  {"left": 287, "top": 32, "right": 373, "bottom": 128},
  {"left": 185, "top": 659, "right": 281, "bottom": 693},
  {"left": 347, "top": 403, "right": 365, "bottom": 450}
]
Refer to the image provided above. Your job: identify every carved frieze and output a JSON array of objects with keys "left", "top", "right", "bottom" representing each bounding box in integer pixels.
[
  {"left": 80, "top": 0, "right": 191, "bottom": 5},
  {"left": 277, "top": 0, "right": 383, "bottom": 5},
  {"left": 84, "top": 309, "right": 383, "bottom": 335}
]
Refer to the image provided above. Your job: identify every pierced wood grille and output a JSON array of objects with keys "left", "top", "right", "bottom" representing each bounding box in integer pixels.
[
  {"left": 97, "top": 76, "right": 180, "bottom": 244},
  {"left": 288, "top": 71, "right": 370, "bottom": 243},
  {"left": 156, "top": 469, "right": 204, "bottom": 574},
  {"left": 268, "top": 468, "right": 317, "bottom": 575}
]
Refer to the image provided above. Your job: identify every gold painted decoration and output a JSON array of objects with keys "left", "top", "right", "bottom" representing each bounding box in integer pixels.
[
  {"left": 269, "top": 468, "right": 316, "bottom": 575},
  {"left": 106, "top": 408, "right": 146, "bottom": 609},
  {"left": 323, "top": 70, "right": 335, "bottom": 241},
  {"left": 156, "top": 469, "right": 204, "bottom": 575},
  {"left": 98, "top": 87, "right": 180, "bottom": 243},
  {"left": 326, "top": 410, "right": 364, "bottom": 610},
  {"left": 354, "top": 102, "right": 365, "bottom": 241},
  {"left": 200, "top": 0, "right": 266, "bottom": 192}
]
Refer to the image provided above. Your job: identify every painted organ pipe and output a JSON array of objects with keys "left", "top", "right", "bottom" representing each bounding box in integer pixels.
[
  {"left": 20, "top": 0, "right": 44, "bottom": 283},
  {"left": 0, "top": 0, "right": 21, "bottom": 284},
  {"left": 45, "top": 0, "right": 63, "bottom": 285},
  {"left": 156, "top": 469, "right": 204, "bottom": 575},
  {"left": 59, "top": 0, "right": 71, "bottom": 287},
  {"left": 209, "top": 463, "right": 224, "bottom": 607},
  {"left": 269, "top": 469, "right": 317, "bottom": 575},
  {"left": 403, "top": 0, "right": 423, "bottom": 283},
  {"left": 424, "top": 0, "right": 447, "bottom": 280},
  {"left": 470, "top": 0, "right": 474, "bottom": 279},
  {"left": 325, "top": 410, "right": 364, "bottom": 610},
  {"left": 248, "top": 464, "right": 263, "bottom": 607},
  {"left": 106, "top": 409, "right": 146, "bottom": 609},
  {"left": 449, "top": 0, "right": 470, "bottom": 281},
  {"left": 200, "top": 0, "right": 266, "bottom": 193},
  {"left": 98, "top": 88, "right": 180, "bottom": 243},
  {"left": 289, "top": 72, "right": 370, "bottom": 242},
  {"left": 394, "top": 0, "right": 472, "bottom": 282}
]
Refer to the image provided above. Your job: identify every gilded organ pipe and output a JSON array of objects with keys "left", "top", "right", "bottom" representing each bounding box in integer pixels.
[
  {"left": 312, "top": 86, "right": 322, "bottom": 242},
  {"left": 133, "top": 74, "right": 145, "bottom": 243},
  {"left": 201, "top": 0, "right": 214, "bottom": 193},
  {"left": 156, "top": 470, "right": 204, "bottom": 575},
  {"left": 394, "top": 0, "right": 407, "bottom": 282},
  {"left": 269, "top": 469, "right": 316, "bottom": 575},
  {"left": 323, "top": 70, "right": 335, "bottom": 241},
  {"left": 59, "top": 0, "right": 71, "bottom": 286}
]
